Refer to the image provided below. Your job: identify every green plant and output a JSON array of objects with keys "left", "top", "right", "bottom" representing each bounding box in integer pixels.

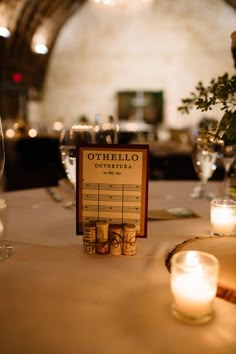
[{"left": 178, "top": 73, "right": 236, "bottom": 145}]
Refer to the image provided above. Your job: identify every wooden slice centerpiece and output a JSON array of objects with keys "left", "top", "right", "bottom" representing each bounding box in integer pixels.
[{"left": 165, "top": 236, "right": 236, "bottom": 304}]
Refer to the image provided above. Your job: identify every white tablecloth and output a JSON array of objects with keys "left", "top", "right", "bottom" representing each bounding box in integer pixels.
[{"left": 0, "top": 181, "right": 235, "bottom": 354}]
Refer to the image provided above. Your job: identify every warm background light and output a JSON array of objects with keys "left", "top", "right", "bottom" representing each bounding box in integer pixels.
[
  {"left": 5, "top": 129, "right": 15, "bottom": 139},
  {"left": 90, "top": 0, "right": 154, "bottom": 7},
  {"left": 0, "top": 26, "right": 10, "bottom": 38},
  {"left": 28, "top": 128, "right": 38, "bottom": 138}
]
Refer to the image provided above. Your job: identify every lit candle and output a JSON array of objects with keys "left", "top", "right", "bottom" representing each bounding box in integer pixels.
[
  {"left": 211, "top": 198, "right": 236, "bottom": 236},
  {"left": 170, "top": 251, "right": 219, "bottom": 324}
]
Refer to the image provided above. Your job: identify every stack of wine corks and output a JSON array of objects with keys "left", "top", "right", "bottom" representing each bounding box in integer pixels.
[{"left": 83, "top": 222, "right": 137, "bottom": 256}]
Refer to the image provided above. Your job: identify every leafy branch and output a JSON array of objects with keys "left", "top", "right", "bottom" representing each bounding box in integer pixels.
[{"left": 178, "top": 73, "right": 236, "bottom": 144}]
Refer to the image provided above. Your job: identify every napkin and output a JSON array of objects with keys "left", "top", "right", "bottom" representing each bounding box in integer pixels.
[
  {"left": 46, "top": 178, "right": 75, "bottom": 208},
  {"left": 148, "top": 207, "right": 200, "bottom": 220}
]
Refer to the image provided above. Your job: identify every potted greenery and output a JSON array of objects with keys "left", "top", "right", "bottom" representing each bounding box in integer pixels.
[
  {"left": 178, "top": 32, "right": 236, "bottom": 145},
  {"left": 178, "top": 73, "right": 236, "bottom": 145}
]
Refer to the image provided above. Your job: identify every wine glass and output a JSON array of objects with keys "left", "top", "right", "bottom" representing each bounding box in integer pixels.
[
  {"left": 0, "top": 116, "right": 14, "bottom": 260},
  {"left": 60, "top": 115, "right": 118, "bottom": 197},
  {"left": 222, "top": 144, "right": 236, "bottom": 197},
  {"left": 94, "top": 114, "right": 118, "bottom": 144},
  {"left": 60, "top": 121, "right": 95, "bottom": 189},
  {"left": 191, "top": 138, "right": 223, "bottom": 199}
]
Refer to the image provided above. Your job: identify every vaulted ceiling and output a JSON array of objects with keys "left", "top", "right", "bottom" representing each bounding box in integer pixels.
[
  {"left": 0, "top": 0, "right": 86, "bottom": 99},
  {"left": 0, "top": 0, "right": 235, "bottom": 101}
]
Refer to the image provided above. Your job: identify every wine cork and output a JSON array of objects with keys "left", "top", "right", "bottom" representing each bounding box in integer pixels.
[
  {"left": 96, "top": 221, "right": 109, "bottom": 255},
  {"left": 109, "top": 224, "right": 123, "bottom": 256},
  {"left": 83, "top": 223, "right": 96, "bottom": 255},
  {"left": 122, "top": 223, "right": 137, "bottom": 256}
]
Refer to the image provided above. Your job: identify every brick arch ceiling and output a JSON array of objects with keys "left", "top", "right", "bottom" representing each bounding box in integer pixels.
[{"left": 0, "top": 0, "right": 235, "bottom": 96}]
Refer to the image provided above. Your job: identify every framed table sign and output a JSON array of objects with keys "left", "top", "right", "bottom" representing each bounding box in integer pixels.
[{"left": 76, "top": 144, "right": 149, "bottom": 238}]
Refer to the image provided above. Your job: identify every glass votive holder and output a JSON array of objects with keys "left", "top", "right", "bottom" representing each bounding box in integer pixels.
[
  {"left": 170, "top": 251, "right": 219, "bottom": 324},
  {"left": 211, "top": 198, "right": 236, "bottom": 236},
  {"left": 0, "top": 198, "right": 14, "bottom": 260}
]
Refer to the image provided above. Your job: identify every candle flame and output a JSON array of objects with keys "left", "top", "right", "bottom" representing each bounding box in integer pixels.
[
  {"left": 185, "top": 251, "right": 203, "bottom": 275},
  {"left": 185, "top": 251, "right": 199, "bottom": 266}
]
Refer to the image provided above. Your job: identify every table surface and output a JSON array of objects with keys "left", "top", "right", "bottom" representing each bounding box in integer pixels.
[{"left": 1, "top": 181, "right": 235, "bottom": 354}]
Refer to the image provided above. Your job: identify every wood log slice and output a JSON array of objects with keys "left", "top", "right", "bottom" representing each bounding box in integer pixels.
[{"left": 165, "top": 236, "right": 236, "bottom": 304}]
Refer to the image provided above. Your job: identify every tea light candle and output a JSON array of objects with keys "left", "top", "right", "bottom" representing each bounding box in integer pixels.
[
  {"left": 170, "top": 251, "right": 219, "bottom": 324},
  {"left": 211, "top": 198, "right": 236, "bottom": 236}
]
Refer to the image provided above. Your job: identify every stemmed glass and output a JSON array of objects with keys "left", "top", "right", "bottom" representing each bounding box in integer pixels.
[
  {"left": 60, "top": 115, "right": 119, "bottom": 192},
  {"left": 94, "top": 114, "right": 118, "bottom": 144},
  {"left": 191, "top": 138, "right": 223, "bottom": 199},
  {"left": 60, "top": 122, "right": 95, "bottom": 189},
  {"left": 0, "top": 116, "right": 14, "bottom": 260},
  {"left": 222, "top": 144, "right": 236, "bottom": 197}
]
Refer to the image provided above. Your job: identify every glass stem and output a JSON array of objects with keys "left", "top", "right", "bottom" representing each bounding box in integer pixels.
[
  {"left": 200, "top": 178, "right": 207, "bottom": 198},
  {"left": 224, "top": 167, "right": 230, "bottom": 197}
]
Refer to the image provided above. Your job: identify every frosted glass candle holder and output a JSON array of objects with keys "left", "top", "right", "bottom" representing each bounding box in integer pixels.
[
  {"left": 170, "top": 251, "right": 219, "bottom": 324},
  {"left": 211, "top": 198, "right": 236, "bottom": 236}
]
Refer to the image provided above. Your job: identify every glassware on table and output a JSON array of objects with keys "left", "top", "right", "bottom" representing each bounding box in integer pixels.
[
  {"left": 191, "top": 138, "right": 223, "bottom": 199},
  {"left": 60, "top": 115, "right": 119, "bottom": 193},
  {"left": 222, "top": 144, "right": 236, "bottom": 197},
  {"left": 94, "top": 114, "right": 118, "bottom": 144},
  {"left": 211, "top": 197, "right": 236, "bottom": 236},
  {"left": 60, "top": 122, "right": 95, "bottom": 188},
  {"left": 170, "top": 251, "right": 219, "bottom": 324},
  {"left": 0, "top": 116, "right": 14, "bottom": 260}
]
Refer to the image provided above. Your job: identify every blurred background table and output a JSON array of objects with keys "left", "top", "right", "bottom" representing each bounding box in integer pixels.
[{"left": 3, "top": 136, "right": 225, "bottom": 191}]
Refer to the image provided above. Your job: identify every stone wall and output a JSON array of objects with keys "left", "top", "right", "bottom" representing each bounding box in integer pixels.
[{"left": 32, "top": 0, "right": 236, "bottom": 130}]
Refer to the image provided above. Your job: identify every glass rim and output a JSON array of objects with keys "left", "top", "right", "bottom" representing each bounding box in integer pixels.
[
  {"left": 211, "top": 198, "right": 236, "bottom": 207},
  {"left": 195, "top": 137, "right": 224, "bottom": 144},
  {"left": 171, "top": 250, "right": 219, "bottom": 270}
]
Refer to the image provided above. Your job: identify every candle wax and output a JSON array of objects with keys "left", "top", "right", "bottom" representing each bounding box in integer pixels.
[
  {"left": 171, "top": 273, "right": 216, "bottom": 317},
  {"left": 211, "top": 207, "right": 235, "bottom": 235}
]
